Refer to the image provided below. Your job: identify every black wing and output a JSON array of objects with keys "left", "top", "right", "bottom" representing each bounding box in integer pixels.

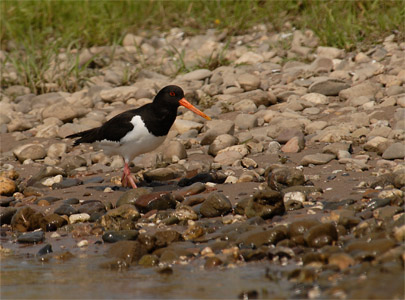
[{"left": 67, "top": 109, "right": 139, "bottom": 145}]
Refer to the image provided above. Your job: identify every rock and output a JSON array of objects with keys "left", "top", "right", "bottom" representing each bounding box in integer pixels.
[
  {"left": 288, "top": 219, "right": 321, "bottom": 241},
  {"left": 42, "top": 101, "right": 85, "bottom": 122},
  {"left": 204, "top": 120, "right": 235, "bottom": 135},
  {"left": 135, "top": 192, "right": 176, "bottom": 213},
  {"left": 235, "top": 114, "right": 258, "bottom": 130},
  {"left": 339, "top": 81, "right": 381, "bottom": 101},
  {"left": 174, "top": 205, "right": 198, "bottom": 221},
  {"left": 37, "top": 244, "right": 53, "bottom": 256},
  {"left": 323, "top": 142, "right": 352, "bottom": 156},
  {"left": 13, "top": 144, "right": 46, "bottom": 162},
  {"left": 200, "top": 192, "right": 232, "bottom": 217},
  {"left": 0, "top": 176, "right": 16, "bottom": 196},
  {"left": 154, "top": 230, "right": 182, "bottom": 248},
  {"left": 316, "top": 46, "right": 344, "bottom": 59},
  {"left": 281, "top": 136, "right": 305, "bottom": 153},
  {"left": 174, "top": 119, "right": 204, "bottom": 134},
  {"left": 143, "top": 167, "right": 179, "bottom": 182},
  {"left": 237, "top": 227, "right": 287, "bottom": 248},
  {"left": 43, "top": 214, "right": 67, "bottom": 231},
  {"left": 308, "top": 79, "right": 350, "bottom": 96},
  {"left": 17, "top": 231, "right": 45, "bottom": 244},
  {"left": 268, "top": 167, "right": 305, "bottom": 191},
  {"left": 301, "top": 93, "right": 328, "bottom": 105},
  {"left": 69, "top": 213, "right": 90, "bottom": 224},
  {"left": 163, "top": 141, "right": 187, "bottom": 162},
  {"left": 0, "top": 207, "right": 17, "bottom": 224},
  {"left": 123, "top": 33, "right": 143, "bottom": 47},
  {"left": 382, "top": 143, "right": 405, "bottom": 159},
  {"left": 214, "top": 150, "right": 244, "bottom": 166},
  {"left": 234, "top": 99, "right": 257, "bottom": 113},
  {"left": 52, "top": 178, "right": 83, "bottom": 189},
  {"left": 235, "top": 52, "right": 264, "bottom": 64},
  {"left": 301, "top": 153, "right": 335, "bottom": 166},
  {"left": 54, "top": 203, "right": 78, "bottom": 216},
  {"left": 47, "top": 143, "right": 68, "bottom": 159},
  {"left": 208, "top": 134, "right": 238, "bottom": 156},
  {"left": 237, "top": 73, "right": 261, "bottom": 91},
  {"left": 11, "top": 207, "right": 46, "bottom": 232},
  {"left": 138, "top": 254, "right": 159, "bottom": 267},
  {"left": 58, "top": 155, "right": 87, "bottom": 173},
  {"left": 245, "top": 188, "right": 285, "bottom": 219},
  {"left": 102, "top": 230, "right": 139, "bottom": 243},
  {"left": 304, "top": 223, "right": 338, "bottom": 248},
  {"left": 116, "top": 188, "right": 152, "bottom": 207},
  {"left": 99, "top": 86, "right": 139, "bottom": 103},
  {"left": 106, "top": 240, "right": 147, "bottom": 263},
  {"left": 100, "top": 204, "right": 140, "bottom": 230},
  {"left": 179, "top": 69, "right": 212, "bottom": 81},
  {"left": 328, "top": 253, "right": 355, "bottom": 270}
]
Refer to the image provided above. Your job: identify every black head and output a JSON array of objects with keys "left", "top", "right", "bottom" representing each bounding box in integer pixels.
[{"left": 154, "top": 85, "right": 185, "bottom": 107}]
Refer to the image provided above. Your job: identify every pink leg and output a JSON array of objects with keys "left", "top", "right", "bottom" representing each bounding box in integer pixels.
[{"left": 122, "top": 162, "right": 137, "bottom": 189}]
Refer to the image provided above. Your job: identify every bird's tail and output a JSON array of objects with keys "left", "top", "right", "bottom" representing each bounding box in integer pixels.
[{"left": 66, "top": 128, "right": 99, "bottom": 146}]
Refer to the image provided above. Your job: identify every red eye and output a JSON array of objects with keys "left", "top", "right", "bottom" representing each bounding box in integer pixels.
[{"left": 169, "top": 92, "right": 176, "bottom": 97}]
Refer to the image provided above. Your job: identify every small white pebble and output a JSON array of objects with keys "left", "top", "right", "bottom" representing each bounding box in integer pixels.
[
  {"left": 50, "top": 232, "right": 61, "bottom": 238},
  {"left": 205, "top": 182, "right": 217, "bottom": 187},
  {"left": 103, "top": 187, "right": 113, "bottom": 193},
  {"left": 69, "top": 213, "right": 90, "bottom": 224},
  {"left": 77, "top": 240, "right": 88, "bottom": 248}
]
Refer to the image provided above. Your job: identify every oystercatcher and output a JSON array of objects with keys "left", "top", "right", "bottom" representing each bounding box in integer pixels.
[{"left": 67, "top": 85, "right": 210, "bottom": 188}]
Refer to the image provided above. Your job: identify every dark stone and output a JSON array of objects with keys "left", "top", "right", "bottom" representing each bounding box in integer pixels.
[
  {"left": 238, "top": 290, "right": 259, "bottom": 299},
  {"left": 99, "top": 204, "right": 140, "bottom": 231},
  {"left": 78, "top": 201, "right": 106, "bottom": 215},
  {"left": 285, "top": 200, "right": 304, "bottom": 211},
  {"left": 174, "top": 182, "right": 206, "bottom": 196},
  {"left": 83, "top": 176, "right": 104, "bottom": 184},
  {"left": 0, "top": 197, "right": 14, "bottom": 207},
  {"left": 204, "top": 256, "right": 223, "bottom": 269},
  {"left": 64, "top": 198, "right": 80, "bottom": 204},
  {"left": 245, "top": 188, "right": 285, "bottom": 219},
  {"left": 58, "top": 156, "right": 87, "bottom": 173},
  {"left": 236, "top": 226, "right": 287, "bottom": 248},
  {"left": 138, "top": 254, "right": 159, "bottom": 267},
  {"left": 135, "top": 192, "right": 177, "bottom": 213},
  {"left": 200, "top": 192, "right": 232, "bottom": 217},
  {"left": 268, "top": 167, "right": 305, "bottom": 191},
  {"left": 52, "top": 178, "right": 83, "bottom": 189},
  {"left": 178, "top": 172, "right": 226, "bottom": 187},
  {"left": 367, "top": 198, "right": 391, "bottom": 210},
  {"left": 182, "top": 194, "right": 207, "bottom": 207},
  {"left": 17, "top": 230, "right": 45, "bottom": 243},
  {"left": 54, "top": 204, "right": 78, "bottom": 216},
  {"left": 106, "top": 240, "right": 147, "bottom": 263},
  {"left": 116, "top": 188, "right": 152, "bottom": 207},
  {"left": 288, "top": 219, "right": 321, "bottom": 238},
  {"left": 11, "top": 207, "right": 46, "bottom": 232},
  {"left": 36, "top": 196, "right": 61, "bottom": 204},
  {"left": 37, "top": 244, "right": 53, "bottom": 256},
  {"left": 154, "top": 230, "right": 182, "bottom": 248},
  {"left": 43, "top": 214, "right": 68, "bottom": 231},
  {"left": 0, "top": 207, "right": 17, "bottom": 225},
  {"left": 102, "top": 230, "right": 139, "bottom": 243},
  {"left": 304, "top": 223, "right": 338, "bottom": 248}
]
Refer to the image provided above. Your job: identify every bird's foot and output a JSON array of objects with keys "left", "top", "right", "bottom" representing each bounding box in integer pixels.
[{"left": 122, "top": 163, "right": 137, "bottom": 189}]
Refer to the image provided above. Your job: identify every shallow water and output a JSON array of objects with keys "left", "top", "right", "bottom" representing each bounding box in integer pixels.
[{"left": 1, "top": 254, "right": 296, "bottom": 299}]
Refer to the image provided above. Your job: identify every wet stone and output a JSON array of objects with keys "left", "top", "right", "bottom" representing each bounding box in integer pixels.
[
  {"left": 268, "top": 167, "right": 305, "bottom": 191},
  {"left": 301, "top": 153, "right": 335, "bottom": 166},
  {"left": 135, "top": 192, "right": 176, "bottom": 213},
  {"left": 116, "top": 187, "right": 152, "bottom": 207},
  {"left": 52, "top": 178, "right": 83, "bottom": 189},
  {"left": 0, "top": 177, "right": 16, "bottom": 196},
  {"left": 0, "top": 207, "right": 17, "bottom": 224},
  {"left": 237, "top": 227, "right": 287, "bottom": 248},
  {"left": 106, "top": 240, "right": 147, "bottom": 264},
  {"left": 17, "top": 230, "right": 45, "bottom": 244},
  {"left": 304, "top": 223, "right": 338, "bottom": 248},
  {"left": 288, "top": 219, "right": 321, "bottom": 238},
  {"left": 102, "top": 230, "right": 139, "bottom": 243},
  {"left": 43, "top": 214, "right": 68, "bottom": 231},
  {"left": 245, "top": 188, "right": 285, "bottom": 220},
  {"left": 154, "top": 230, "right": 182, "bottom": 248},
  {"left": 138, "top": 254, "right": 159, "bottom": 267},
  {"left": 200, "top": 192, "right": 232, "bottom": 218},
  {"left": 54, "top": 204, "right": 78, "bottom": 216},
  {"left": 37, "top": 244, "right": 53, "bottom": 256},
  {"left": 78, "top": 201, "right": 106, "bottom": 215},
  {"left": 99, "top": 204, "right": 140, "bottom": 231},
  {"left": 11, "top": 207, "right": 46, "bottom": 232}
]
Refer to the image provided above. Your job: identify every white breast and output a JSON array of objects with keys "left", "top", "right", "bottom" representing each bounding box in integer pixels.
[{"left": 96, "top": 115, "right": 166, "bottom": 162}]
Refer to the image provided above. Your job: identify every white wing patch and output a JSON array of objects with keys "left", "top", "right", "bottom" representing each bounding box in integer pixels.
[{"left": 96, "top": 115, "right": 166, "bottom": 162}]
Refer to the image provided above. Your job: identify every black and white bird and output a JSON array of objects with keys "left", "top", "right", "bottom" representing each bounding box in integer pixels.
[{"left": 67, "top": 85, "right": 210, "bottom": 188}]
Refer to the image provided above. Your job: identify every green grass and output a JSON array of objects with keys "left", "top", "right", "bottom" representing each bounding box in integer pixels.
[{"left": 1, "top": 0, "right": 404, "bottom": 93}]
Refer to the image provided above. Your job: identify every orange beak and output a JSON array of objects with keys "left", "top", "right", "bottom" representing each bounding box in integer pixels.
[{"left": 179, "top": 98, "right": 211, "bottom": 120}]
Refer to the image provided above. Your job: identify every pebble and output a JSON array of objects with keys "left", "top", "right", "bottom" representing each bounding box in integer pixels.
[
  {"left": 200, "top": 192, "right": 232, "bottom": 217},
  {"left": 17, "top": 230, "right": 45, "bottom": 243},
  {"left": 69, "top": 213, "right": 91, "bottom": 224},
  {"left": 0, "top": 176, "right": 16, "bottom": 196},
  {"left": 301, "top": 153, "right": 335, "bottom": 166}
]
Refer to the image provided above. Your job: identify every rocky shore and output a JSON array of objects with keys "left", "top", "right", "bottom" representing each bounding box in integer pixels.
[{"left": 1, "top": 26, "right": 404, "bottom": 298}]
